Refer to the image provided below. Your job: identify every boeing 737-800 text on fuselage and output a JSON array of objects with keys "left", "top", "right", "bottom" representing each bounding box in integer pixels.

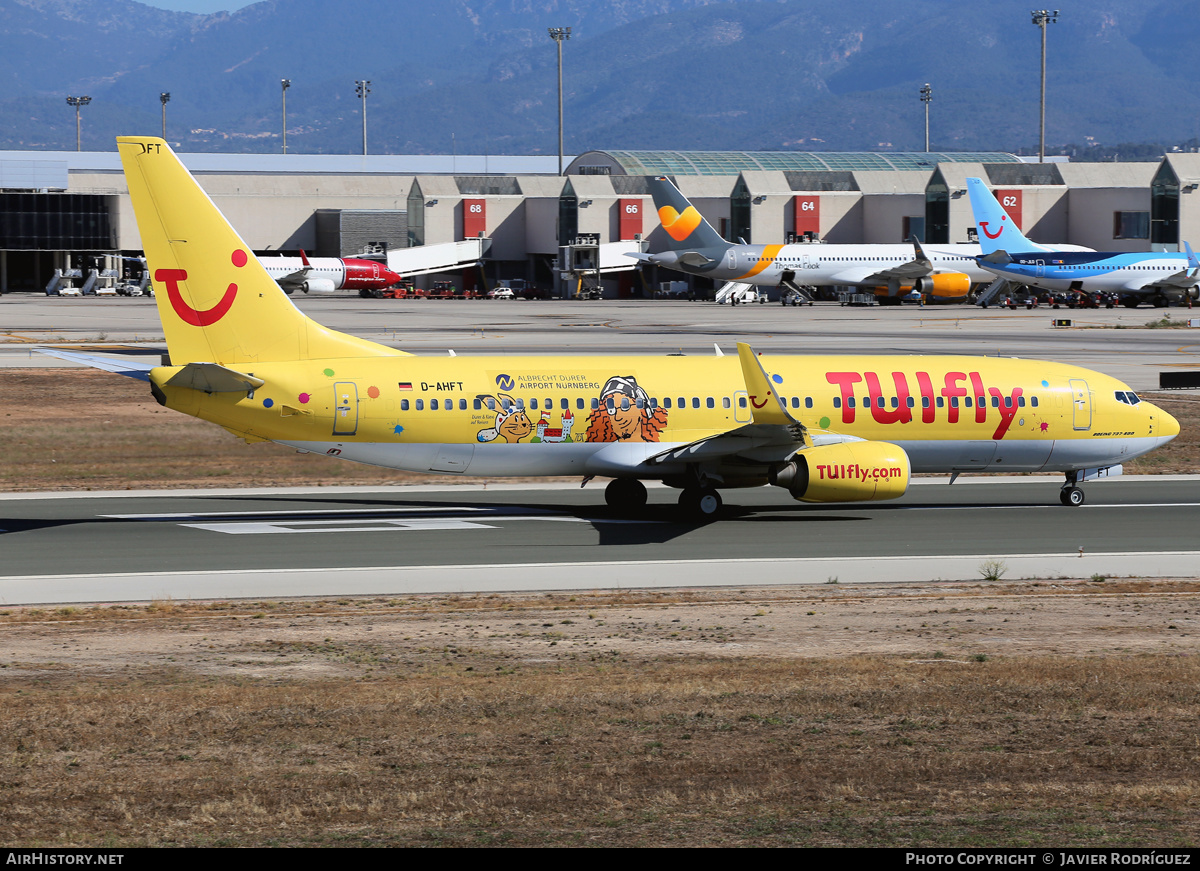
[{"left": 46, "top": 138, "right": 1178, "bottom": 518}]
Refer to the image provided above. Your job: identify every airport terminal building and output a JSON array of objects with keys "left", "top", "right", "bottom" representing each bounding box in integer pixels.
[{"left": 2, "top": 147, "right": 1198, "bottom": 297}]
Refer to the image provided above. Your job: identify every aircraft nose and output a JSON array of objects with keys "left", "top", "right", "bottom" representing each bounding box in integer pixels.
[{"left": 1151, "top": 403, "right": 1180, "bottom": 444}]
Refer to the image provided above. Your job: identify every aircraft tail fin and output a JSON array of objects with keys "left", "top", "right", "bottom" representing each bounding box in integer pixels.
[
  {"left": 116, "top": 137, "right": 402, "bottom": 366},
  {"left": 966, "top": 177, "right": 1048, "bottom": 255},
  {"left": 647, "top": 175, "right": 731, "bottom": 252}
]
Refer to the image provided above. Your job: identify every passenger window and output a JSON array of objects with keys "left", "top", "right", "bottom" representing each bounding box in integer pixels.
[
  {"left": 562, "top": 398, "right": 569, "bottom": 410},
  {"left": 964, "top": 397, "right": 972, "bottom": 408},
  {"left": 738, "top": 397, "right": 747, "bottom": 408},
  {"left": 530, "top": 399, "right": 538, "bottom": 410},
  {"left": 635, "top": 397, "right": 644, "bottom": 409},
  {"left": 473, "top": 398, "right": 482, "bottom": 410},
  {"left": 431, "top": 399, "right": 439, "bottom": 410},
  {"left": 722, "top": 397, "right": 731, "bottom": 409},
  {"left": 1018, "top": 397, "right": 1025, "bottom": 408},
  {"left": 592, "top": 398, "right": 599, "bottom": 410},
  {"left": 1005, "top": 396, "right": 1013, "bottom": 408},
  {"left": 706, "top": 397, "right": 715, "bottom": 408},
  {"left": 416, "top": 399, "right": 424, "bottom": 411},
  {"left": 678, "top": 397, "right": 685, "bottom": 408},
  {"left": 937, "top": 397, "right": 945, "bottom": 408},
  {"left": 578, "top": 398, "right": 586, "bottom": 410},
  {"left": 847, "top": 398, "right": 855, "bottom": 409},
  {"left": 459, "top": 399, "right": 467, "bottom": 410},
  {"left": 950, "top": 397, "right": 958, "bottom": 408},
  {"left": 1031, "top": 397, "right": 1038, "bottom": 408},
  {"left": 692, "top": 397, "right": 700, "bottom": 408},
  {"left": 833, "top": 397, "right": 841, "bottom": 409},
  {"left": 620, "top": 397, "right": 630, "bottom": 411},
  {"left": 663, "top": 397, "right": 672, "bottom": 409},
  {"left": 890, "top": 397, "right": 899, "bottom": 409},
  {"left": 992, "top": 396, "right": 1000, "bottom": 408},
  {"left": 401, "top": 399, "right": 409, "bottom": 411},
  {"left": 487, "top": 398, "right": 496, "bottom": 411},
  {"left": 906, "top": 397, "right": 915, "bottom": 408}
]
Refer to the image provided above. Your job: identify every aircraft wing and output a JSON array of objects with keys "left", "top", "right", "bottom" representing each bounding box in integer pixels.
[
  {"left": 1129, "top": 269, "right": 1200, "bottom": 292},
  {"left": 273, "top": 267, "right": 311, "bottom": 290},
  {"left": 832, "top": 236, "right": 936, "bottom": 287},
  {"left": 645, "top": 343, "right": 812, "bottom": 467}
]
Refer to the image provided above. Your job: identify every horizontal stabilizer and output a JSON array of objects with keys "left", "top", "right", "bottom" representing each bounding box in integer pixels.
[
  {"left": 35, "top": 347, "right": 156, "bottom": 381},
  {"left": 164, "top": 362, "right": 265, "bottom": 394}
]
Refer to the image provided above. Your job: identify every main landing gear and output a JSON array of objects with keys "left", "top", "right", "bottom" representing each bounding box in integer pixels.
[
  {"left": 603, "top": 477, "right": 725, "bottom": 520},
  {"left": 604, "top": 477, "right": 647, "bottom": 511},
  {"left": 1060, "top": 472, "right": 1085, "bottom": 507},
  {"left": 679, "top": 486, "right": 722, "bottom": 519}
]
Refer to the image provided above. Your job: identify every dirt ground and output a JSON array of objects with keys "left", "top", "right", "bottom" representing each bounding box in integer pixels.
[{"left": 3, "top": 582, "right": 1200, "bottom": 847}]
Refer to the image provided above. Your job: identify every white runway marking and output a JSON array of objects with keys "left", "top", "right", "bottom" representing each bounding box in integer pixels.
[{"left": 3, "top": 553, "right": 1200, "bottom": 606}]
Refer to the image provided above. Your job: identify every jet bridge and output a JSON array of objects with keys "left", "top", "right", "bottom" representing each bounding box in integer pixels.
[{"left": 384, "top": 238, "right": 492, "bottom": 278}]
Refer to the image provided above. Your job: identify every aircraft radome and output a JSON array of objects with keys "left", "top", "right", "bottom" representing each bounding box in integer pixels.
[{"left": 41, "top": 138, "right": 1180, "bottom": 518}]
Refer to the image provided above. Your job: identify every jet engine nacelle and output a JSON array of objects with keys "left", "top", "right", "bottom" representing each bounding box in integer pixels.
[
  {"left": 912, "top": 272, "right": 971, "bottom": 299},
  {"left": 769, "top": 441, "right": 910, "bottom": 503},
  {"left": 300, "top": 278, "right": 337, "bottom": 294}
]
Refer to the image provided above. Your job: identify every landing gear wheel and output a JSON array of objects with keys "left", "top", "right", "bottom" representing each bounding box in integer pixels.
[
  {"left": 1060, "top": 487, "right": 1085, "bottom": 507},
  {"left": 605, "top": 478, "right": 647, "bottom": 511},
  {"left": 679, "top": 486, "right": 722, "bottom": 519}
]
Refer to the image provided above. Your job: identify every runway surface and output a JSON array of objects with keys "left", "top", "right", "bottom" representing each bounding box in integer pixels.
[{"left": 3, "top": 478, "right": 1198, "bottom": 605}]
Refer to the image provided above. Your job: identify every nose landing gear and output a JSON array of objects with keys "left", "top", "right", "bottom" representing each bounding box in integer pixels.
[{"left": 1060, "top": 472, "right": 1085, "bottom": 506}]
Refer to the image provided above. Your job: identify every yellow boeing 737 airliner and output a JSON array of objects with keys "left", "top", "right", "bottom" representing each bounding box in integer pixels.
[{"left": 52, "top": 138, "right": 1178, "bottom": 518}]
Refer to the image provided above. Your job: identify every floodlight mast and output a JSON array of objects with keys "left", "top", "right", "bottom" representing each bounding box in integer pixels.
[
  {"left": 919, "top": 83, "right": 932, "bottom": 152},
  {"left": 548, "top": 27, "right": 571, "bottom": 175},
  {"left": 1031, "top": 9, "right": 1059, "bottom": 163},
  {"left": 356, "top": 79, "right": 371, "bottom": 155},
  {"left": 281, "top": 79, "right": 291, "bottom": 154},
  {"left": 66, "top": 95, "right": 91, "bottom": 152},
  {"left": 160, "top": 92, "right": 170, "bottom": 140}
]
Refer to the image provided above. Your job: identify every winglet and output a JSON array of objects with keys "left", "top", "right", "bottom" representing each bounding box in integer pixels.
[
  {"left": 736, "top": 342, "right": 800, "bottom": 428},
  {"left": 909, "top": 235, "right": 933, "bottom": 269}
]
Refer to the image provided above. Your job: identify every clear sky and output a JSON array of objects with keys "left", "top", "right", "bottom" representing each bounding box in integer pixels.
[{"left": 139, "top": 0, "right": 257, "bottom": 12}]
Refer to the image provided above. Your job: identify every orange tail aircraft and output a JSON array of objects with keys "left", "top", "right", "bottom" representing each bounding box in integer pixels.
[{"left": 45, "top": 138, "right": 1179, "bottom": 517}]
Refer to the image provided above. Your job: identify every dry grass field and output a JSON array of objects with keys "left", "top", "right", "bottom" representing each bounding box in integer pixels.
[
  {"left": 2, "top": 583, "right": 1200, "bottom": 847},
  {"left": 3, "top": 370, "right": 1200, "bottom": 846}
]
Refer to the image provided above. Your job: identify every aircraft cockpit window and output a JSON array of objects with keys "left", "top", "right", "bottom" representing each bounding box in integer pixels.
[
  {"left": 1116, "top": 391, "right": 1141, "bottom": 405},
  {"left": 1128, "top": 392, "right": 1140, "bottom": 404}
]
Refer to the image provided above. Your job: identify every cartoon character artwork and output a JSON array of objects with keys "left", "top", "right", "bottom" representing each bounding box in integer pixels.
[
  {"left": 476, "top": 393, "right": 533, "bottom": 443},
  {"left": 585, "top": 376, "right": 669, "bottom": 443},
  {"left": 533, "top": 409, "right": 574, "bottom": 443}
]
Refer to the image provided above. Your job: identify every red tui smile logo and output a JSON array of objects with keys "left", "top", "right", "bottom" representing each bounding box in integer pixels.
[
  {"left": 979, "top": 217, "right": 1006, "bottom": 240},
  {"left": 154, "top": 248, "right": 245, "bottom": 326}
]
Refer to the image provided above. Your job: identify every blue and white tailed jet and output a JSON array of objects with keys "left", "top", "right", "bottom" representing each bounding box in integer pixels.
[{"left": 966, "top": 177, "right": 1200, "bottom": 308}]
